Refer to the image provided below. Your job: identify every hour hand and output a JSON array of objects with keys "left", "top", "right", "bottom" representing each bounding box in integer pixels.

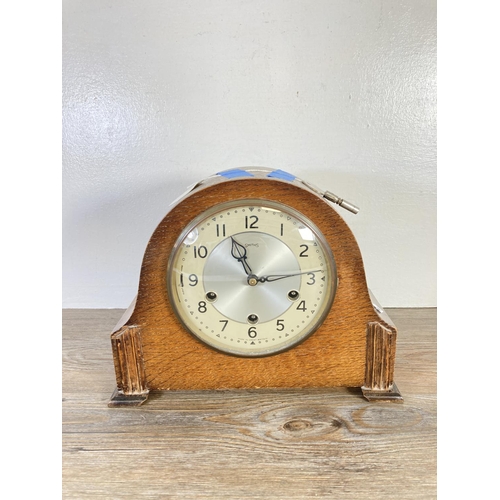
[{"left": 230, "top": 237, "right": 253, "bottom": 276}]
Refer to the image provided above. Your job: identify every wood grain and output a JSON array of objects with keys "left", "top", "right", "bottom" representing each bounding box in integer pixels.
[
  {"left": 63, "top": 308, "right": 436, "bottom": 499},
  {"left": 364, "top": 321, "right": 397, "bottom": 390},
  {"left": 114, "top": 177, "right": 395, "bottom": 393},
  {"left": 110, "top": 326, "right": 148, "bottom": 395}
]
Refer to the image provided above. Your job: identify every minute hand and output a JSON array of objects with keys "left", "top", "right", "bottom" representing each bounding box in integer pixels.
[{"left": 257, "top": 270, "right": 321, "bottom": 283}]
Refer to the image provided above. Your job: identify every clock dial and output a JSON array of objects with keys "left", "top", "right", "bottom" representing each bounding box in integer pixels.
[{"left": 167, "top": 200, "right": 337, "bottom": 356}]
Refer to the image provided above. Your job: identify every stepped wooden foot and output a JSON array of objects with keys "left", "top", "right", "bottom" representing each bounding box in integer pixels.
[
  {"left": 108, "top": 388, "right": 149, "bottom": 407},
  {"left": 362, "top": 317, "right": 403, "bottom": 402},
  {"left": 361, "top": 382, "right": 403, "bottom": 402}
]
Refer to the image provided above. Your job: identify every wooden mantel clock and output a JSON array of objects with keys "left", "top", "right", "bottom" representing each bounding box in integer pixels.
[{"left": 108, "top": 167, "right": 402, "bottom": 406}]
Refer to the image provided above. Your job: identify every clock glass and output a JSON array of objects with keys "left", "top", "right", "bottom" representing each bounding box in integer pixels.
[{"left": 167, "top": 199, "right": 337, "bottom": 356}]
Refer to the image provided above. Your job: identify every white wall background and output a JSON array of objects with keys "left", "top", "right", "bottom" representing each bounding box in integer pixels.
[{"left": 62, "top": 0, "right": 436, "bottom": 308}]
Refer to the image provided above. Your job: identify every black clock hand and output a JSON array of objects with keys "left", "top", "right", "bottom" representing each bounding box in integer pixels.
[
  {"left": 258, "top": 270, "right": 322, "bottom": 283},
  {"left": 230, "top": 237, "right": 253, "bottom": 276}
]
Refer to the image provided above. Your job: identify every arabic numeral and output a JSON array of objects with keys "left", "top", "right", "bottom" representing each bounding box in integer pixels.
[
  {"left": 299, "top": 245, "right": 309, "bottom": 257},
  {"left": 307, "top": 273, "right": 315, "bottom": 285},
  {"left": 216, "top": 224, "right": 226, "bottom": 237},
  {"left": 297, "top": 300, "right": 307, "bottom": 312},
  {"left": 181, "top": 273, "right": 198, "bottom": 287},
  {"left": 194, "top": 246, "right": 208, "bottom": 258},
  {"left": 248, "top": 326, "right": 257, "bottom": 338},
  {"left": 245, "top": 215, "right": 259, "bottom": 229}
]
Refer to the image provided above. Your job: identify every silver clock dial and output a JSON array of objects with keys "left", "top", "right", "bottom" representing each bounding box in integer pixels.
[
  {"left": 167, "top": 200, "right": 336, "bottom": 357},
  {"left": 204, "top": 232, "right": 301, "bottom": 323}
]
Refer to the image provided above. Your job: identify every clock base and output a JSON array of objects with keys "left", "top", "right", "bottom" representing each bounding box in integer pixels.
[
  {"left": 106, "top": 384, "right": 403, "bottom": 407},
  {"left": 361, "top": 382, "right": 403, "bottom": 402},
  {"left": 107, "top": 299, "right": 404, "bottom": 406}
]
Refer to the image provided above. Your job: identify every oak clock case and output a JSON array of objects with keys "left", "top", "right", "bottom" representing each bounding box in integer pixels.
[{"left": 108, "top": 167, "right": 402, "bottom": 407}]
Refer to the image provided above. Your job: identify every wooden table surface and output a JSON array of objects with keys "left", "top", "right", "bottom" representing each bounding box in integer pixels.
[{"left": 63, "top": 308, "right": 436, "bottom": 499}]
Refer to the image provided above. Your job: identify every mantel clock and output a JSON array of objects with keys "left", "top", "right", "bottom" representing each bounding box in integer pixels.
[{"left": 108, "top": 167, "right": 402, "bottom": 406}]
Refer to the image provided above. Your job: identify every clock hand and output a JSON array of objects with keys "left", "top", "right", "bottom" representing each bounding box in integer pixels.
[
  {"left": 230, "top": 236, "right": 253, "bottom": 276},
  {"left": 257, "top": 270, "right": 322, "bottom": 283}
]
